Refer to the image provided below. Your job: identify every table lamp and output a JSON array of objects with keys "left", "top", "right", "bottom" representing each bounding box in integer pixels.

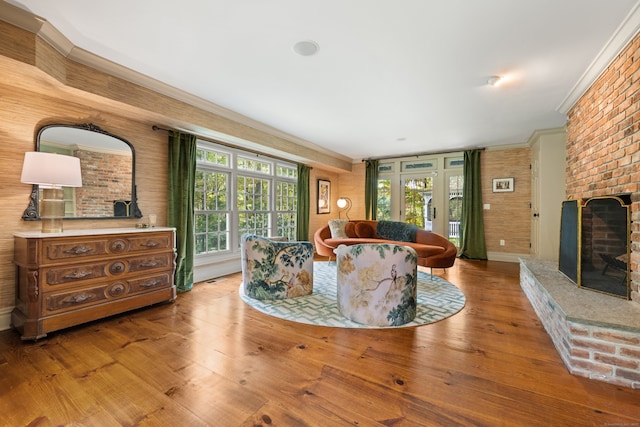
[{"left": 21, "top": 152, "right": 83, "bottom": 233}]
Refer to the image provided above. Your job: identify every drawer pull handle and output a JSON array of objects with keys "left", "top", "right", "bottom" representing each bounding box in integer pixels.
[
  {"left": 109, "top": 283, "right": 126, "bottom": 297},
  {"left": 62, "top": 293, "right": 94, "bottom": 304},
  {"left": 110, "top": 240, "right": 127, "bottom": 252},
  {"left": 140, "top": 261, "right": 160, "bottom": 268},
  {"left": 63, "top": 270, "right": 92, "bottom": 280},
  {"left": 64, "top": 246, "right": 93, "bottom": 255},
  {"left": 140, "top": 280, "right": 161, "bottom": 288},
  {"left": 141, "top": 241, "right": 160, "bottom": 248},
  {"left": 110, "top": 262, "right": 126, "bottom": 274}
]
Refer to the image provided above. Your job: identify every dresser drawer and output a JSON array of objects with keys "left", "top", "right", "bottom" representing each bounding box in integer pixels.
[
  {"left": 128, "top": 252, "right": 173, "bottom": 273},
  {"left": 42, "top": 252, "right": 173, "bottom": 289},
  {"left": 44, "top": 239, "right": 109, "bottom": 262},
  {"left": 127, "top": 232, "right": 173, "bottom": 252},
  {"left": 43, "top": 282, "right": 120, "bottom": 314},
  {"left": 43, "top": 272, "right": 172, "bottom": 315},
  {"left": 128, "top": 273, "right": 172, "bottom": 293},
  {"left": 41, "top": 233, "right": 173, "bottom": 264},
  {"left": 44, "top": 261, "right": 110, "bottom": 288}
]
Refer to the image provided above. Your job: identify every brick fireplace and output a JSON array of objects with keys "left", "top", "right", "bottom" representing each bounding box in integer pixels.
[
  {"left": 519, "top": 28, "right": 640, "bottom": 389},
  {"left": 565, "top": 31, "right": 640, "bottom": 305}
]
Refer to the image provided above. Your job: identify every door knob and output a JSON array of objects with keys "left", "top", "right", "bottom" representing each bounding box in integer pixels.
[{"left": 533, "top": 213, "right": 540, "bottom": 217}]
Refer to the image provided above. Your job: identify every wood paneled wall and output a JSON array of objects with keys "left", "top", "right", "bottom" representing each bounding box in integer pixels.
[
  {"left": 482, "top": 147, "right": 532, "bottom": 255},
  {"left": 0, "top": 77, "right": 168, "bottom": 313}
]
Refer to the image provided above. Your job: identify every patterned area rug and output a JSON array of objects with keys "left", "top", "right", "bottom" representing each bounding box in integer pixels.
[{"left": 239, "top": 262, "right": 466, "bottom": 329}]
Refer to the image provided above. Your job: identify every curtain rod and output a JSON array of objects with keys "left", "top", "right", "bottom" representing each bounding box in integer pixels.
[
  {"left": 151, "top": 125, "right": 171, "bottom": 133},
  {"left": 362, "top": 147, "right": 485, "bottom": 162},
  {"left": 151, "top": 125, "right": 308, "bottom": 167}
]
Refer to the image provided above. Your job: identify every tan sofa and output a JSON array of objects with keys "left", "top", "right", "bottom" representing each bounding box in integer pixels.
[{"left": 314, "top": 219, "right": 457, "bottom": 271}]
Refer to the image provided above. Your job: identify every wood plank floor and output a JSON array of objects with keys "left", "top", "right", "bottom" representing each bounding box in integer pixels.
[{"left": 0, "top": 259, "right": 639, "bottom": 426}]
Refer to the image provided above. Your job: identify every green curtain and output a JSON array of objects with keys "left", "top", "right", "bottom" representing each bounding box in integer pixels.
[
  {"left": 167, "top": 131, "right": 197, "bottom": 292},
  {"left": 459, "top": 149, "right": 487, "bottom": 259},
  {"left": 296, "top": 164, "right": 311, "bottom": 241},
  {"left": 365, "top": 159, "right": 379, "bottom": 220}
]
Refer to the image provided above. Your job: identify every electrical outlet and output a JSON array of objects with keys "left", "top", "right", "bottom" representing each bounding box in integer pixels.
[{"left": 500, "top": 239, "right": 505, "bottom": 246}]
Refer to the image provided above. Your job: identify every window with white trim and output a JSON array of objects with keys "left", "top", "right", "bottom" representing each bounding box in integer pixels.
[{"left": 194, "top": 141, "right": 298, "bottom": 257}]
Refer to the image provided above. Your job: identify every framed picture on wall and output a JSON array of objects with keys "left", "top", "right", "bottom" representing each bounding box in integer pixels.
[
  {"left": 317, "top": 179, "right": 331, "bottom": 214},
  {"left": 492, "top": 177, "right": 514, "bottom": 192}
]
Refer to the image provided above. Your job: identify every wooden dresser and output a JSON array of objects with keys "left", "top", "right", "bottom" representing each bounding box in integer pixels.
[{"left": 12, "top": 227, "right": 177, "bottom": 340}]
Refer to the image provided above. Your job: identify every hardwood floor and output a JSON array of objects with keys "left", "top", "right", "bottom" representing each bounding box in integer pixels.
[{"left": 0, "top": 259, "right": 638, "bottom": 426}]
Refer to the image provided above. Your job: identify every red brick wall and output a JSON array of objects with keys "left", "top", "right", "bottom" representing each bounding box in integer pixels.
[
  {"left": 75, "top": 150, "right": 132, "bottom": 217},
  {"left": 566, "top": 33, "right": 640, "bottom": 303}
]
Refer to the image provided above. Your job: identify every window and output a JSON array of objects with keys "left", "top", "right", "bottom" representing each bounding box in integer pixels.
[{"left": 194, "top": 141, "right": 298, "bottom": 257}]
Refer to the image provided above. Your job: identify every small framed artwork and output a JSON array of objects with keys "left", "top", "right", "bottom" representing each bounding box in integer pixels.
[
  {"left": 492, "top": 177, "right": 514, "bottom": 193},
  {"left": 317, "top": 179, "right": 331, "bottom": 214}
]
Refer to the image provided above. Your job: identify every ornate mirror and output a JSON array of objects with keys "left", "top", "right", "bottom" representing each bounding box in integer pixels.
[{"left": 22, "top": 123, "right": 142, "bottom": 220}]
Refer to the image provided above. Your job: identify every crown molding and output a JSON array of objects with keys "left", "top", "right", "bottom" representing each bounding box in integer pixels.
[
  {"left": 483, "top": 142, "right": 529, "bottom": 151},
  {"left": 557, "top": 0, "right": 640, "bottom": 113},
  {"left": 44, "top": 34, "right": 351, "bottom": 165},
  {"left": 526, "top": 126, "right": 567, "bottom": 146},
  {"left": 0, "top": 1, "right": 43, "bottom": 33},
  {"left": 0, "top": 1, "right": 351, "bottom": 165}
]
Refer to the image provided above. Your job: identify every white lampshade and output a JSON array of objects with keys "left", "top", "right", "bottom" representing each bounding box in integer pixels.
[
  {"left": 21, "top": 152, "right": 82, "bottom": 187},
  {"left": 337, "top": 198, "right": 348, "bottom": 209}
]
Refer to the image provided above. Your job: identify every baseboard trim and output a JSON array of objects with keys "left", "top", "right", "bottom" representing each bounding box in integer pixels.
[
  {"left": 487, "top": 252, "right": 530, "bottom": 263},
  {"left": 0, "top": 307, "right": 12, "bottom": 332},
  {"left": 194, "top": 257, "right": 241, "bottom": 283}
]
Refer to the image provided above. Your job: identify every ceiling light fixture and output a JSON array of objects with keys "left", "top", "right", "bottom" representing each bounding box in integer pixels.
[
  {"left": 487, "top": 75, "right": 504, "bottom": 86},
  {"left": 293, "top": 40, "right": 319, "bottom": 56}
]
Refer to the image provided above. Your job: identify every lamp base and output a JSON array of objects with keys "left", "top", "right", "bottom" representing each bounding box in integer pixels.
[{"left": 41, "top": 188, "right": 64, "bottom": 233}]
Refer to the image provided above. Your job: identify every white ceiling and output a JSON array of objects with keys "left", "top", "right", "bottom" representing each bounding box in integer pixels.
[{"left": 8, "top": 0, "right": 640, "bottom": 161}]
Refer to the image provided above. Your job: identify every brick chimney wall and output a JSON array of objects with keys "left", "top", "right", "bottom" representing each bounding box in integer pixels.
[{"left": 566, "top": 32, "right": 640, "bottom": 303}]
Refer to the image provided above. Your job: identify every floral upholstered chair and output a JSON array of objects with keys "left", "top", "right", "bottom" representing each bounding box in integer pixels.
[
  {"left": 335, "top": 243, "right": 418, "bottom": 326},
  {"left": 241, "top": 234, "right": 314, "bottom": 300}
]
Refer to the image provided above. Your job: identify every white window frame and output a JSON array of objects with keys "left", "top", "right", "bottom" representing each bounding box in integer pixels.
[{"left": 194, "top": 140, "right": 298, "bottom": 264}]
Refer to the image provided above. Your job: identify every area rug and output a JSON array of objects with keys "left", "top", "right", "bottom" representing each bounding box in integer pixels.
[{"left": 239, "top": 262, "right": 466, "bottom": 329}]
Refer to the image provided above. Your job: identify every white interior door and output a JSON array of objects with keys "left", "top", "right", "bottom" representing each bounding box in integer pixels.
[{"left": 531, "top": 143, "right": 540, "bottom": 258}]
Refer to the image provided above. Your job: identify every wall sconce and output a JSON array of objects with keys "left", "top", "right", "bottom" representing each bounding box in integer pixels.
[
  {"left": 21, "top": 152, "right": 83, "bottom": 233},
  {"left": 337, "top": 197, "right": 352, "bottom": 220}
]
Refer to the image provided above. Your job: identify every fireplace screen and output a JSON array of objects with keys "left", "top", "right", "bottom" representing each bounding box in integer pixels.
[{"left": 559, "top": 196, "right": 630, "bottom": 299}]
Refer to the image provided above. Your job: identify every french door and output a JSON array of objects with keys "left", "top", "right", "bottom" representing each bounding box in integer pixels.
[
  {"left": 401, "top": 171, "right": 463, "bottom": 246},
  {"left": 402, "top": 174, "right": 436, "bottom": 231}
]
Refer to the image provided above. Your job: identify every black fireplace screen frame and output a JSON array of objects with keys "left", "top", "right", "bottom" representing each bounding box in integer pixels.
[{"left": 559, "top": 195, "right": 630, "bottom": 300}]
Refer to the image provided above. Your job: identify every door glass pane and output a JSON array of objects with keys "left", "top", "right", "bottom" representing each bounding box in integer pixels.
[
  {"left": 377, "top": 178, "right": 391, "bottom": 220},
  {"left": 448, "top": 174, "right": 463, "bottom": 247},
  {"left": 404, "top": 177, "right": 432, "bottom": 230}
]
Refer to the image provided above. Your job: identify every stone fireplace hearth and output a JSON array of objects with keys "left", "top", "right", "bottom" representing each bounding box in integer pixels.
[{"left": 520, "top": 259, "right": 640, "bottom": 389}]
